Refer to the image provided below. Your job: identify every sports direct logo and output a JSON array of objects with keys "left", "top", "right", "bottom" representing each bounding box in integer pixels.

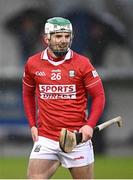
[{"left": 39, "top": 84, "right": 76, "bottom": 99}]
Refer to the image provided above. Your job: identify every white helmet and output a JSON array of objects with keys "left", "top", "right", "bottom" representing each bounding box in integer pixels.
[
  {"left": 44, "top": 17, "right": 73, "bottom": 57},
  {"left": 45, "top": 17, "right": 73, "bottom": 35}
]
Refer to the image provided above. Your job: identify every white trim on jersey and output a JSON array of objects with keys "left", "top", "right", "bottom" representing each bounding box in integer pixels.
[
  {"left": 23, "top": 80, "right": 35, "bottom": 88},
  {"left": 86, "top": 79, "right": 101, "bottom": 88},
  {"left": 41, "top": 48, "right": 73, "bottom": 66},
  {"left": 48, "top": 59, "right": 66, "bottom": 66}
]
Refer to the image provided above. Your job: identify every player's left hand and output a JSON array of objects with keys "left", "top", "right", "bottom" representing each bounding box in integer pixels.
[
  {"left": 79, "top": 125, "right": 93, "bottom": 142},
  {"left": 31, "top": 126, "right": 39, "bottom": 142}
]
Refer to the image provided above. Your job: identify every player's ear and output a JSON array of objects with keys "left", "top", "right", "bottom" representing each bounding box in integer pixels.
[{"left": 42, "top": 34, "right": 49, "bottom": 46}]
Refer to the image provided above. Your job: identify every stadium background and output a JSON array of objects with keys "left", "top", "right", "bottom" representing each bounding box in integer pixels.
[{"left": 0, "top": 0, "right": 133, "bottom": 178}]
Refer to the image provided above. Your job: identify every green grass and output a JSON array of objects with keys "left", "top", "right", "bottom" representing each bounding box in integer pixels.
[
  {"left": 94, "top": 156, "right": 133, "bottom": 179},
  {"left": 0, "top": 156, "right": 133, "bottom": 179}
]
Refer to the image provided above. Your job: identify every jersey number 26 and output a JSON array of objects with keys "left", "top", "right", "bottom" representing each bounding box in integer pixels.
[{"left": 51, "top": 72, "right": 61, "bottom": 80}]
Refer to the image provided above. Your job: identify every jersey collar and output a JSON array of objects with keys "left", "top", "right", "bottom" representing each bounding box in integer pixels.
[{"left": 41, "top": 48, "right": 73, "bottom": 64}]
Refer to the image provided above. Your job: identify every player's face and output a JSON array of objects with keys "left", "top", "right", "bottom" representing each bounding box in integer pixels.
[{"left": 48, "top": 32, "right": 72, "bottom": 56}]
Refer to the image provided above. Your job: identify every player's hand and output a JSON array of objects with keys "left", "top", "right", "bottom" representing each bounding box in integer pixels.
[
  {"left": 79, "top": 125, "right": 93, "bottom": 142},
  {"left": 31, "top": 126, "right": 39, "bottom": 142}
]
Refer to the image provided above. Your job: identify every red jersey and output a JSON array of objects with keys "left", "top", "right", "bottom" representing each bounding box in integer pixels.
[{"left": 23, "top": 49, "right": 104, "bottom": 141}]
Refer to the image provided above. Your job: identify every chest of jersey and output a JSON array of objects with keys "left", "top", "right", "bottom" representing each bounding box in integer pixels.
[
  {"left": 33, "top": 60, "right": 84, "bottom": 100},
  {"left": 34, "top": 60, "right": 82, "bottom": 85}
]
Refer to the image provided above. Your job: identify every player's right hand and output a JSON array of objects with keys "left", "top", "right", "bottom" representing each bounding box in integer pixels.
[
  {"left": 79, "top": 125, "right": 93, "bottom": 142},
  {"left": 31, "top": 126, "right": 39, "bottom": 142}
]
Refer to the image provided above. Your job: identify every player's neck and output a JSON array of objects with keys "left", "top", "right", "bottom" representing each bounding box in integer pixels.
[{"left": 47, "top": 48, "right": 65, "bottom": 62}]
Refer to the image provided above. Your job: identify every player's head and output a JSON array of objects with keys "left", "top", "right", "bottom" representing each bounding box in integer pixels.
[{"left": 44, "top": 17, "right": 73, "bottom": 57}]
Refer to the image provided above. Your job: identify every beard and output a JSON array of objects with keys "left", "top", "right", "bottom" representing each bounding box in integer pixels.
[
  {"left": 49, "top": 43, "right": 69, "bottom": 57},
  {"left": 46, "top": 32, "right": 73, "bottom": 57},
  {"left": 52, "top": 49, "right": 68, "bottom": 57}
]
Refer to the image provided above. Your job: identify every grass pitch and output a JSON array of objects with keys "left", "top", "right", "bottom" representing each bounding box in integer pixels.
[{"left": 0, "top": 156, "right": 133, "bottom": 179}]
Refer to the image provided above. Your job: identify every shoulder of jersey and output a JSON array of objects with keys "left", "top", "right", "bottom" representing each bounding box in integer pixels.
[
  {"left": 73, "top": 51, "right": 91, "bottom": 64},
  {"left": 27, "top": 52, "right": 42, "bottom": 63}
]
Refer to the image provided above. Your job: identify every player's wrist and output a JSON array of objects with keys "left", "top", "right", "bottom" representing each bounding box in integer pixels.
[
  {"left": 86, "top": 120, "right": 96, "bottom": 129},
  {"left": 31, "top": 126, "right": 37, "bottom": 130}
]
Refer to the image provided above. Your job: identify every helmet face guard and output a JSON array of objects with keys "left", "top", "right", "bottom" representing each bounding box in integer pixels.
[{"left": 44, "top": 17, "right": 73, "bottom": 57}]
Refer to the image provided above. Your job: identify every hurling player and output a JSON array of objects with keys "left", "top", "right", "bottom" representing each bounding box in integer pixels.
[{"left": 23, "top": 17, "right": 105, "bottom": 179}]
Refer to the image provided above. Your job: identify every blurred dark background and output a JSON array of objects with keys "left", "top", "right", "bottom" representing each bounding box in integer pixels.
[{"left": 0, "top": 0, "right": 133, "bottom": 157}]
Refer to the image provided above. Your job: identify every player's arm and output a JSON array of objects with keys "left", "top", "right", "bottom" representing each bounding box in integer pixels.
[
  {"left": 22, "top": 61, "right": 38, "bottom": 141},
  {"left": 79, "top": 80, "right": 105, "bottom": 141},
  {"left": 23, "top": 83, "right": 38, "bottom": 141},
  {"left": 86, "top": 79, "right": 105, "bottom": 127},
  {"left": 79, "top": 64, "right": 105, "bottom": 142}
]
